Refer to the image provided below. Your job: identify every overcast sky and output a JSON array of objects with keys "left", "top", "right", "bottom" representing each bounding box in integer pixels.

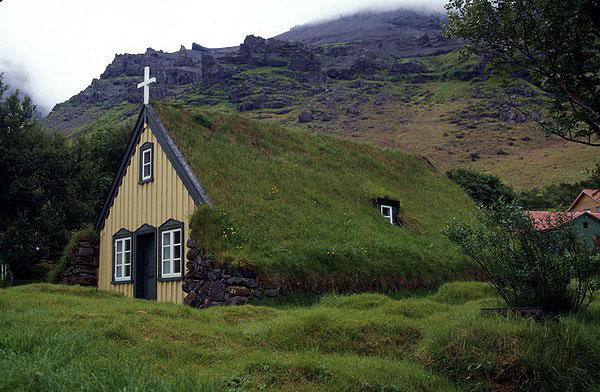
[{"left": 0, "top": 0, "right": 445, "bottom": 113}]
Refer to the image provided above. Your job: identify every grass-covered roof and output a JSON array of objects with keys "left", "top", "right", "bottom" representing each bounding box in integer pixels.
[{"left": 154, "top": 102, "right": 476, "bottom": 290}]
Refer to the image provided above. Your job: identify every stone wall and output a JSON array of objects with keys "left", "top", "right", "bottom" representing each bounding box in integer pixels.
[
  {"left": 61, "top": 239, "right": 99, "bottom": 286},
  {"left": 183, "top": 239, "right": 281, "bottom": 308}
]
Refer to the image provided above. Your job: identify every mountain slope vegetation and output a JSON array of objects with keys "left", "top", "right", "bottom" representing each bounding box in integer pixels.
[{"left": 43, "top": 9, "right": 596, "bottom": 189}]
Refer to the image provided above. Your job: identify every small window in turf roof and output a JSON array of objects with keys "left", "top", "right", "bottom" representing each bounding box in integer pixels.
[
  {"left": 381, "top": 205, "right": 393, "bottom": 224},
  {"left": 374, "top": 197, "right": 400, "bottom": 225}
]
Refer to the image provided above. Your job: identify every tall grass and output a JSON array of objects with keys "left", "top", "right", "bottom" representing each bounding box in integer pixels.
[{"left": 1, "top": 282, "right": 599, "bottom": 391}]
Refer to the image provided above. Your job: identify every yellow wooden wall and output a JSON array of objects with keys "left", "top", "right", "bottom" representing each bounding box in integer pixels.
[
  {"left": 570, "top": 195, "right": 600, "bottom": 212},
  {"left": 98, "top": 124, "right": 196, "bottom": 304}
]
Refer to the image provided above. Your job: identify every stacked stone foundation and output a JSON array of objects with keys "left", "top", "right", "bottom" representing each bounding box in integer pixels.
[
  {"left": 183, "top": 239, "right": 281, "bottom": 308},
  {"left": 61, "top": 239, "right": 99, "bottom": 286}
]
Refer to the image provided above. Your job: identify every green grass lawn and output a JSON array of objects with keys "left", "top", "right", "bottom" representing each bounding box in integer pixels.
[
  {"left": 154, "top": 103, "right": 476, "bottom": 291},
  {"left": 2, "top": 283, "right": 600, "bottom": 391}
]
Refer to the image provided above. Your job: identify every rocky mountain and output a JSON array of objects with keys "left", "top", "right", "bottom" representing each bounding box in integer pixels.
[
  {"left": 43, "top": 8, "right": 594, "bottom": 189},
  {"left": 44, "top": 9, "right": 459, "bottom": 131},
  {"left": 277, "top": 9, "right": 459, "bottom": 56}
]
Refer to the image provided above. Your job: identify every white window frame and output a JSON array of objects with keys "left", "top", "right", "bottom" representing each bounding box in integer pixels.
[
  {"left": 114, "top": 237, "right": 132, "bottom": 282},
  {"left": 0, "top": 264, "right": 8, "bottom": 281},
  {"left": 380, "top": 205, "right": 394, "bottom": 225},
  {"left": 161, "top": 228, "right": 182, "bottom": 279},
  {"left": 141, "top": 147, "right": 152, "bottom": 181}
]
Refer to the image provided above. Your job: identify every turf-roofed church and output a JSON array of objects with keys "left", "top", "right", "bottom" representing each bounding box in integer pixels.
[
  {"left": 95, "top": 103, "right": 210, "bottom": 303},
  {"left": 95, "top": 67, "right": 209, "bottom": 303},
  {"left": 94, "top": 66, "right": 476, "bottom": 306}
]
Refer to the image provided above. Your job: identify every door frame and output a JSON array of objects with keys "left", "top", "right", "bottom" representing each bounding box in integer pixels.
[{"left": 134, "top": 224, "right": 157, "bottom": 300}]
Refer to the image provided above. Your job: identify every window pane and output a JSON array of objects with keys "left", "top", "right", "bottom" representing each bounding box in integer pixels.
[
  {"left": 143, "top": 149, "right": 151, "bottom": 163},
  {"left": 163, "top": 259, "right": 170, "bottom": 274},
  {"left": 174, "top": 230, "right": 181, "bottom": 245},
  {"left": 163, "top": 246, "right": 170, "bottom": 261},
  {"left": 116, "top": 240, "right": 122, "bottom": 252},
  {"left": 125, "top": 265, "right": 131, "bottom": 277},
  {"left": 174, "top": 260, "right": 180, "bottom": 274},
  {"left": 143, "top": 165, "right": 150, "bottom": 178},
  {"left": 174, "top": 244, "right": 181, "bottom": 259},
  {"left": 116, "top": 253, "right": 122, "bottom": 265},
  {"left": 382, "top": 207, "right": 391, "bottom": 217},
  {"left": 163, "top": 232, "right": 170, "bottom": 246},
  {"left": 125, "top": 251, "right": 130, "bottom": 264},
  {"left": 116, "top": 265, "right": 122, "bottom": 278},
  {"left": 124, "top": 239, "right": 130, "bottom": 251}
]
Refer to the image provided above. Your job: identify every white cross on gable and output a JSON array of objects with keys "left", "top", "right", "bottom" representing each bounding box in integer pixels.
[{"left": 137, "top": 66, "right": 156, "bottom": 105}]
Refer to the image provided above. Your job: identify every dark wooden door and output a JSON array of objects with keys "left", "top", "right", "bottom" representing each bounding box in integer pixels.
[{"left": 135, "top": 233, "right": 156, "bottom": 300}]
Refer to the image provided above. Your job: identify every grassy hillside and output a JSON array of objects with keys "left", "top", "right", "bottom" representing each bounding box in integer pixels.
[
  {"left": 154, "top": 103, "right": 475, "bottom": 290},
  {"left": 2, "top": 283, "right": 600, "bottom": 391},
  {"left": 218, "top": 52, "right": 596, "bottom": 189}
]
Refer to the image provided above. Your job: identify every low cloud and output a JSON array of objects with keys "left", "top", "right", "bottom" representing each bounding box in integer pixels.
[{"left": 0, "top": 57, "right": 51, "bottom": 115}]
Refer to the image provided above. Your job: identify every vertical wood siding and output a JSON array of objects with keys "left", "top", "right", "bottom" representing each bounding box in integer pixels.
[
  {"left": 98, "top": 124, "right": 195, "bottom": 304},
  {"left": 570, "top": 195, "right": 600, "bottom": 212}
]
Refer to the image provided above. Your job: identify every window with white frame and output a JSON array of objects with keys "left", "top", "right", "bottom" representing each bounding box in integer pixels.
[
  {"left": 380, "top": 205, "right": 394, "bottom": 225},
  {"left": 114, "top": 237, "right": 132, "bottom": 281},
  {"left": 0, "top": 264, "right": 8, "bottom": 281},
  {"left": 161, "top": 228, "right": 182, "bottom": 278},
  {"left": 141, "top": 147, "right": 152, "bottom": 181}
]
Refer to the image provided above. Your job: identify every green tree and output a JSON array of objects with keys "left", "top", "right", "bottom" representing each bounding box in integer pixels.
[
  {"left": 446, "top": 0, "right": 600, "bottom": 145},
  {"left": 0, "top": 75, "right": 130, "bottom": 282},
  {"left": 447, "top": 168, "right": 515, "bottom": 207},
  {"left": 0, "top": 76, "right": 76, "bottom": 281},
  {"left": 68, "top": 123, "right": 131, "bottom": 223}
]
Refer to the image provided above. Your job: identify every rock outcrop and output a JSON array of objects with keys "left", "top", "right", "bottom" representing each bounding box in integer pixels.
[{"left": 44, "top": 9, "right": 466, "bottom": 134}]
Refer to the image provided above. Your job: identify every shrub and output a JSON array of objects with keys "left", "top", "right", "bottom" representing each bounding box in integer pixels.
[
  {"left": 446, "top": 201, "right": 600, "bottom": 314},
  {"left": 447, "top": 169, "right": 515, "bottom": 208}
]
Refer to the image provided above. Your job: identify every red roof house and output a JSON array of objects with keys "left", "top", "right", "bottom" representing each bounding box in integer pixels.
[{"left": 568, "top": 189, "right": 600, "bottom": 212}]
